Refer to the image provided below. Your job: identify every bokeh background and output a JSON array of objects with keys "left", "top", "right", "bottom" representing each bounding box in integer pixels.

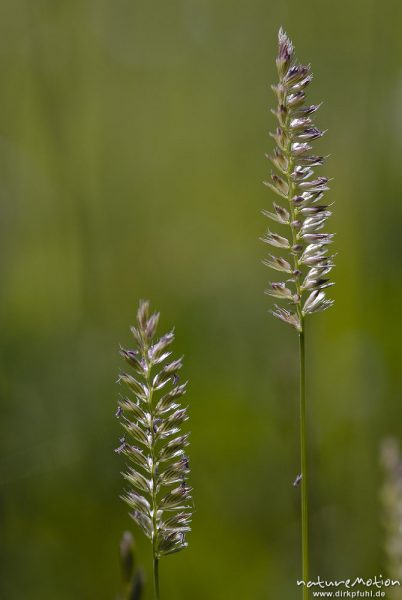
[{"left": 1, "top": 0, "right": 402, "bottom": 598}]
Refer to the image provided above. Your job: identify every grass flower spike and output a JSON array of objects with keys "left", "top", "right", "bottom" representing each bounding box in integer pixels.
[
  {"left": 261, "top": 29, "right": 335, "bottom": 599},
  {"left": 116, "top": 300, "right": 191, "bottom": 600},
  {"left": 262, "top": 27, "right": 334, "bottom": 332}
]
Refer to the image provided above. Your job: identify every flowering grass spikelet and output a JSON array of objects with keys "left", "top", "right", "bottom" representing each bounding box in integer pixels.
[
  {"left": 261, "top": 28, "right": 335, "bottom": 332},
  {"left": 115, "top": 300, "right": 191, "bottom": 597}
]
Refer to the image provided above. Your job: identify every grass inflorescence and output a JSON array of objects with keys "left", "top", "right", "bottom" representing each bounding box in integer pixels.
[
  {"left": 116, "top": 300, "right": 191, "bottom": 599},
  {"left": 261, "top": 27, "right": 334, "bottom": 332},
  {"left": 261, "top": 28, "right": 335, "bottom": 599}
]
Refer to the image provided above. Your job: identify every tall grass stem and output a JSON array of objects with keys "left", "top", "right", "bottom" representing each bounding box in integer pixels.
[
  {"left": 153, "top": 556, "right": 160, "bottom": 600},
  {"left": 261, "top": 30, "right": 335, "bottom": 595},
  {"left": 299, "top": 327, "right": 309, "bottom": 598}
]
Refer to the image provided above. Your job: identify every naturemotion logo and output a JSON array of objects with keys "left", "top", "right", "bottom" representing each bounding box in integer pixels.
[{"left": 297, "top": 575, "right": 400, "bottom": 596}]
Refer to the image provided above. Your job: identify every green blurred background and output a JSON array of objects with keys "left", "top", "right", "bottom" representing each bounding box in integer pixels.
[{"left": 1, "top": 0, "right": 402, "bottom": 598}]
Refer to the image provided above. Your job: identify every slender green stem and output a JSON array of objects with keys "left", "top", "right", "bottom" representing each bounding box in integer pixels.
[
  {"left": 299, "top": 325, "right": 309, "bottom": 599},
  {"left": 283, "top": 100, "right": 309, "bottom": 597},
  {"left": 153, "top": 555, "right": 160, "bottom": 600},
  {"left": 143, "top": 342, "right": 160, "bottom": 600},
  {"left": 151, "top": 471, "right": 160, "bottom": 600}
]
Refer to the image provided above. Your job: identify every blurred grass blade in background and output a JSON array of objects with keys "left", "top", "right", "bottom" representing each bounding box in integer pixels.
[
  {"left": 118, "top": 531, "right": 145, "bottom": 600},
  {"left": 381, "top": 439, "right": 402, "bottom": 598}
]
